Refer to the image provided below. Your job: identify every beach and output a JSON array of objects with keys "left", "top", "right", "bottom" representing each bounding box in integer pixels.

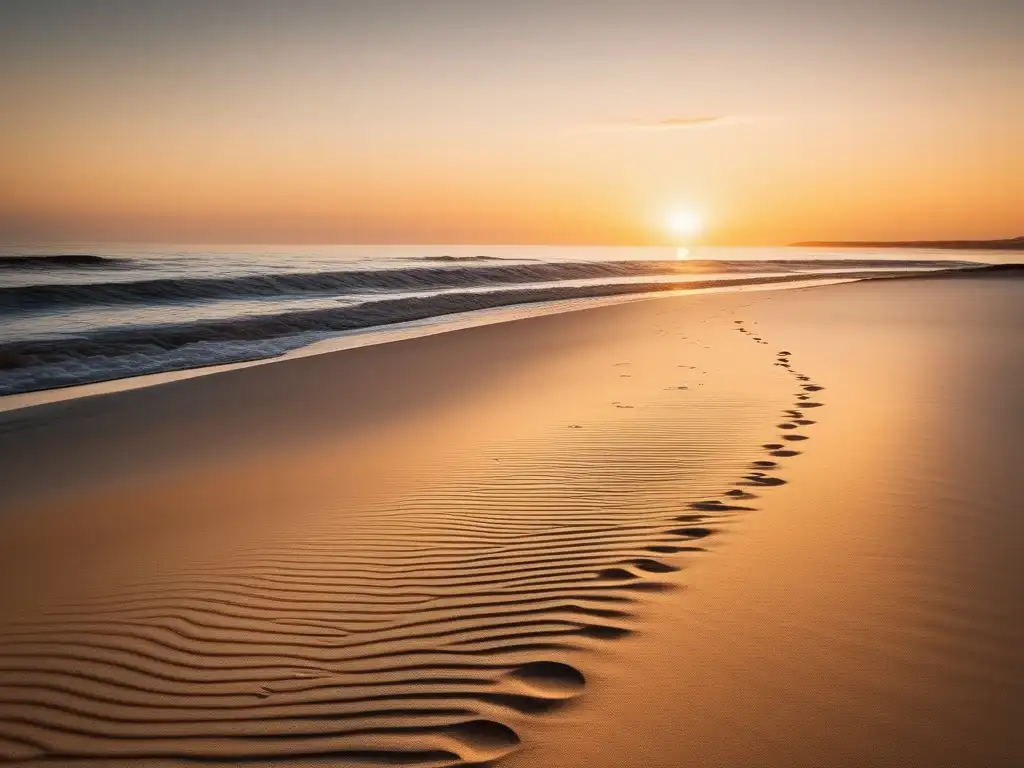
[{"left": 0, "top": 271, "right": 1020, "bottom": 766}]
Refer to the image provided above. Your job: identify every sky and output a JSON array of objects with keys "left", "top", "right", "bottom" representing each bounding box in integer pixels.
[{"left": 0, "top": 0, "right": 1020, "bottom": 245}]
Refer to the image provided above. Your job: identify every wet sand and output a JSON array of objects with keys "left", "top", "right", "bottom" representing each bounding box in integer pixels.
[{"left": 0, "top": 273, "right": 1020, "bottom": 766}]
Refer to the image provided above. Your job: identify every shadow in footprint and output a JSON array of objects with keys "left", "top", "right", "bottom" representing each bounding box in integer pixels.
[
  {"left": 578, "top": 625, "right": 632, "bottom": 641},
  {"left": 596, "top": 568, "right": 639, "bottom": 581},
  {"left": 742, "top": 475, "right": 788, "bottom": 487},
  {"left": 441, "top": 720, "right": 522, "bottom": 763},
  {"left": 669, "top": 527, "right": 715, "bottom": 538},
  {"left": 504, "top": 662, "right": 586, "bottom": 701},
  {"left": 725, "top": 490, "right": 758, "bottom": 499},
  {"left": 627, "top": 558, "right": 680, "bottom": 574},
  {"left": 687, "top": 501, "right": 754, "bottom": 512}
]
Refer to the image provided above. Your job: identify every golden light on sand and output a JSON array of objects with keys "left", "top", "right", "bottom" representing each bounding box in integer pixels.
[{"left": 666, "top": 209, "right": 704, "bottom": 240}]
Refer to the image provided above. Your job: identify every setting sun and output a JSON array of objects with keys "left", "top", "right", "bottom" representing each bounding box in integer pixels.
[{"left": 666, "top": 209, "right": 705, "bottom": 241}]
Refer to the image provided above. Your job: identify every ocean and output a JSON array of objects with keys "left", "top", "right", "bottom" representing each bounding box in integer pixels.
[{"left": 0, "top": 244, "right": 998, "bottom": 398}]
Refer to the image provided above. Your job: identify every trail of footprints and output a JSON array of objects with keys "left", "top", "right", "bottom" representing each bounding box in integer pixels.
[
  {"left": 0, "top": 317, "right": 825, "bottom": 767},
  {"left": 733, "top": 318, "right": 825, "bottom": 472}
]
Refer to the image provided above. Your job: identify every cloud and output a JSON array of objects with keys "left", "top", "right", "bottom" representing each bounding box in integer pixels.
[{"left": 593, "top": 116, "right": 745, "bottom": 132}]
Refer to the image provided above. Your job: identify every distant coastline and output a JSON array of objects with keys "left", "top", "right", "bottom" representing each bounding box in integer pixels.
[{"left": 790, "top": 237, "right": 1024, "bottom": 250}]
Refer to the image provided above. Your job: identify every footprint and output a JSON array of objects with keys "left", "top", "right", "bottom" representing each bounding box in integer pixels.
[
  {"left": 443, "top": 720, "right": 522, "bottom": 764},
  {"left": 501, "top": 663, "right": 589, "bottom": 712},
  {"left": 763, "top": 443, "right": 784, "bottom": 450},
  {"left": 793, "top": 419, "right": 816, "bottom": 426},
  {"left": 687, "top": 501, "right": 753, "bottom": 512},
  {"left": 770, "top": 449, "right": 801, "bottom": 457},
  {"left": 579, "top": 625, "right": 632, "bottom": 640},
  {"left": 725, "top": 490, "right": 758, "bottom": 499},
  {"left": 803, "top": 385, "right": 824, "bottom": 391},
  {"left": 596, "top": 567, "right": 639, "bottom": 580},
  {"left": 627, "top": 558, "right": 680, "bottom": 574},
  {"left": 783, "top": 434, "right": 809, "bottom": 441},
  {"left": 743, "top": 475, "right": 787, "bottom": 487},
  {"left": 797, "top": 402, "right": 824, "bottom": 408},
  {"left": 669, "top": 527, "right": 715, "bottom": 539},
  {"left": 752, "top": 460, "right": 778, "bottom": 468},
  {"left": 504, "top": 662, "right": 586, "bottom": 700},
  {"left": 778, "top": 423, "right": 797, "bottom": 429}
]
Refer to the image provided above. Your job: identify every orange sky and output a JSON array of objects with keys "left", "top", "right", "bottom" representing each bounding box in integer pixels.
[{"left": 1, "top": 1, "right": 1021, "bottom": 245}]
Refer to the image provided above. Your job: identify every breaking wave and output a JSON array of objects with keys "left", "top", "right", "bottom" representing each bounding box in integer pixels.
[
  {"left": 0, "top": 259, "right": 970, "bottom": 312},
  {"left": 0, "top": 254, "right": 131, "bottom": 269},
  {"left": 2, "top": 260, "right": 705, "bottom": 310},
  {"left": 0, "top": 255, "right": 982, "bottom": 397},
  {"left": 0, "top": 273, "right": 864, "bottom": 395}
]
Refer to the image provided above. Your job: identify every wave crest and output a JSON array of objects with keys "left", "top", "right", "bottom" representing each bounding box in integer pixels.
[{"left": 0, "top": 273, "right": 834, "bottom": 395}]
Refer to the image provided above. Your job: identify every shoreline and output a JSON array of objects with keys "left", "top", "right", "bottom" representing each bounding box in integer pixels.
[
  {"left": 12, "top": 261, "right": 1015, "bottom": 414},
  {"left": 0, "top": 273, "right": 867, "bottom": 413}
]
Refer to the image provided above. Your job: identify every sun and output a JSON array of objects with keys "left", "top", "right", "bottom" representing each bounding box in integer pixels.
[{"left": 666, "top": 209, "right": 704, "bottom": 240}]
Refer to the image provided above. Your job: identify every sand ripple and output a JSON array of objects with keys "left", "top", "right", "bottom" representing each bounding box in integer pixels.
[{"left": 0, "top": 316, "right": 821, "bottom": 766}]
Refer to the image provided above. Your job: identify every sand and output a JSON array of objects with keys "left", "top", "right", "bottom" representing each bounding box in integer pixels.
[{"left": 0, "top": 272, "right": 1020, "bottom": 766}]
